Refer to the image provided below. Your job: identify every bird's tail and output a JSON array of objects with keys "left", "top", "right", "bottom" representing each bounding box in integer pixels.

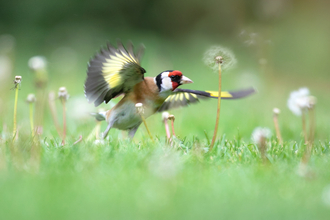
[{"left": 175, "top": 87, "right": 256, "bottom": 99}]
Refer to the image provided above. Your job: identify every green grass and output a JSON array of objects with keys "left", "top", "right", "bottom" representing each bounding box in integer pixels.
[{"left": 1, "top": 137, "right": 330, "bottom": 220}]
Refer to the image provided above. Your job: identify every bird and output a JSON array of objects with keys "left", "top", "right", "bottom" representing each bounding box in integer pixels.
[{"left": 85, "top": 41, "right": 255, "bottom": 139}]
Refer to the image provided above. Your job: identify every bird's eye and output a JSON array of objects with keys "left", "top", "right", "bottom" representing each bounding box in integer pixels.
[{"left": 170, "top": 75, "right": 180, "bottom": 80}]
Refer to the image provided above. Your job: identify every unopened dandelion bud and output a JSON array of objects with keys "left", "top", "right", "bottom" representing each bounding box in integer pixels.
[
  {"left": 26, "top": 94, "right": 36, "bottom": 103},
  {"left": 251, "top": 127, "right": 271, "bottom": 145},
  {"left": 273, "top": 108, "right": 280, "bottom": 115},
  {"left": 168, "top": 115, "right": 175, "bottom": 121},
  {"left": 58, "top": 87, "right": 69, "bottom": 101},
  {"left": 162, "top": 112, "right": 169, "bottom": 122},
  {"left": 215, "top": 56, "right": 223, "bottom": 64},
  {"left": 135, "top": 103, "right": 144, "bottom": 114},
  {"left": 14, "top": 75, "right": 22, "bottom": 85}
]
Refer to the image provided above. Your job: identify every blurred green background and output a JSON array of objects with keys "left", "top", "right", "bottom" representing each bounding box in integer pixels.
[
  {"left": 0, "top": 0, "right": 329, "bottom": 140},
  {"left": 1, "top": 1, "right": 330, "bottom": 220}
]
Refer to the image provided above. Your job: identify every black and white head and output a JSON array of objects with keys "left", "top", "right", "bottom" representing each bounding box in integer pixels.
[{"left": 154, "top": 70, "right": 193, "bottom": 93}]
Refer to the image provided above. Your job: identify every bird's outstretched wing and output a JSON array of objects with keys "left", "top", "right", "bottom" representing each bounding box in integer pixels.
[
  {"left": 157, "top": 87, "right": 256, "bottom": 112},
  {"left": 85, "top": 41, "right": 146, "bottom": 107}
]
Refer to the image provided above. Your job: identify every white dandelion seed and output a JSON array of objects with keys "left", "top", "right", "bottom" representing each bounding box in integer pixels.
[
  {"left": 251, "top": 127, "right": 272, "bottom": 145},
  {"left": 287, "top": 87, "right": 311, "bottom": 116},
  {"left": 203, "top": 45, "right": 237, "bottom": 72},
  {"left": 28, "top": 56, "right": 47, "bottom": 71}
]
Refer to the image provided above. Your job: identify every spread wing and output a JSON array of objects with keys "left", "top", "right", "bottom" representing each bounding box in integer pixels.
[
  {"left": 158, "top": 87, "right": 256, "bottom": 112},
  {"left": 85, "top": 41, "right": 146, "bottom": 107}
]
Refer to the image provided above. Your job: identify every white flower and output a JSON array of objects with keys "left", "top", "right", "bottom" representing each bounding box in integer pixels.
[
  {"left": 162, "top": 112, "right": 169, "bottom": 121},
  {"left": 58, "top": 87, "right": 69, "bottom": 101},
  {"left": 135, "top": 103, "right": 144, "bottom": 114},
  {"left": 251, "top": 127, "right": 272, "bottom": 144},
  {"left": 28, "top": 56, "right": 47, "bottom": 71},
  {"left": 287, "top": 87, "right": 311, "bottom": 116},
  {"left": 203, "top": 46, "right": 237, "bottom": 72},
  {"left": 273, "top": 108, "right": 280, "bottom": 115},
  {"left": 26, "top": 94, "right": 36, "bottom": 103}
]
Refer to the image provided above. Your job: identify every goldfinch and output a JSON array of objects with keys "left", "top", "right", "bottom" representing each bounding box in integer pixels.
[{"left": 85, "top": 41, "right": 255, "bottom": 138}]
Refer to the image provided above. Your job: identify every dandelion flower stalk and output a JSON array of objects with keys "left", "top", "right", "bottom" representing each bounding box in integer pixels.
[
  {"left": 48, "top": 91, "right": 62, "bottom": 138},
  {"left": 26, "top": 94, "right": 36, "bottom": 137},
  {"left": 210, "top": 56, "right": 223, "bottom": 151},
  {"left": 302, "top": 96, "right": 317, "bottom": 165},
  {"left": 287, "top": 87, "right": 311, "bottom": 144},
  {"left": 29, "top": 56, "right": 48, "bottom": 135},
  {"left": 301, "top": 110, "right": 308, "bottom": 144},
  {"left": 58, "top": 87, "right": 69, "bottom": 145},
  {"left": 251, "top": 127, "right": 271, "bottom": 165},
  {"left": 136, "top": 103, "right": 153, "bottom": 142},
  {"left": 162, "top": 112, "right": 171, "bottom": 140},
  {"left": 168, "top": 114, "right": 176, "bottom": 137},
  {"left": 13, "top": 76, "right": 22, "bottom": 139},
  {"left": 273, "top": 108, "right": 283, "bottom": 145},
  {"left": 308, "top": 96, "right": 317, "bottom": 144}
]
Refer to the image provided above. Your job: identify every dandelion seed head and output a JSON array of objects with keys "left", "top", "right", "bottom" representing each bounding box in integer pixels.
[
  {"left": 26, "top": 94, "right": 36, "bottom": 103},
  {"left": 168, "top": 115, "right": 175, "bottom": 121},
  {"left": 14, "top": 75, "right": 22, "bottom": 85},
  {"left": 58, "top": 87, "right": 69, "bottom": 101},
  {"left": 273, "top": 108, "right": 280, "bottom": 115},
  {"left": 203, "top": 46, "right": 237, "bottom": 72},
  {"left": 287, "top": 87, "right": 311, "bottom": 116},
  {"left": 162, "top": 112, "right": 169, "bottom": 121},
  {"left": 28, "top": 56, "right": 47, "bottom": 71},
  {"left": 135, "top": 103, "right": 144, "bottom": 114},
  {"left": 251, "top": 127, "right": 272, "bottom": 145}
]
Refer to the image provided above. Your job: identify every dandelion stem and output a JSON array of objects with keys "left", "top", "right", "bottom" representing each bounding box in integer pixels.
[
  {"left": 170, "top": 120, "right": 176, "bottom": 137},
  {"left": 164, "top": 119, "right": 171, "bottom": 140},
  {"left": 48, "top": 92, "right": 62, "bottom": 138},
  {"left": 302, "top": 110, "right": 308, "bottom": 144},
  {"left": 210, "top": 61, "right": 222, "bottom": 151},
  {"left": 61, "top": 99, "right": 66, "bottom": 145},
  {"left": 13, "top": 83, "right": 20, "bottom": 139},
  {"left": 308, "top": 107, "right": 315, "bottom": 144},
  {"left": 273, "top": 115, "right": 283, "bottom": 145},
  {"left": 29, "top": 102, "right": 34, "bottom": 137},
  {"left": 259, "top": 137, "right": 268, "bottom": 165}
]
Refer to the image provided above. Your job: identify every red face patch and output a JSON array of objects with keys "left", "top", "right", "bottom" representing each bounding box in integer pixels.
[
  {"left": 168, "top": 70, "right": 182, "bottom": 77},
  {"left": 171, "top": 82, "right": 179, "bottom": 91}
]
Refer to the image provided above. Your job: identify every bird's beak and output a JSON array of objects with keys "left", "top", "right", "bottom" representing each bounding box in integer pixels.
[{"left": 180, "top": 76, "right": 193, "bottom": 84}]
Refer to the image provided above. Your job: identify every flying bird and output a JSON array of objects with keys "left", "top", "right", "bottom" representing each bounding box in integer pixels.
[{"left": 85, "top": 41, "right": 255, "bottom": 138}]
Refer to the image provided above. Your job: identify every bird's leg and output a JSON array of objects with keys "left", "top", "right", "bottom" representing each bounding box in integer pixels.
[
  {"left": 128, "top": 124, "right": 141, "bottom": 139},
  {"left": 102, "top": 122, "right": 113, "bottom": 139}
]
